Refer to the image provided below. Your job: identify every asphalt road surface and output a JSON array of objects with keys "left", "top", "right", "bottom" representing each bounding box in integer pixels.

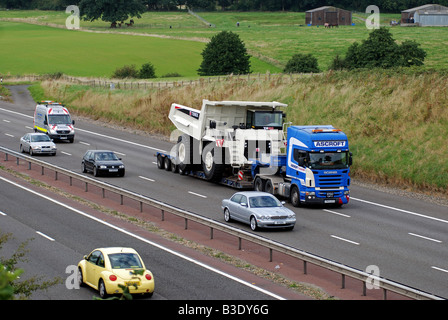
[{"left": 1, "top": 85, "right": 447, "bottom": 298}]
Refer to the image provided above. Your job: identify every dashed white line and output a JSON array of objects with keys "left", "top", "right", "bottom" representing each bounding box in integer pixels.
[
  {"left": 4, "top": 133, "right": 14, "bottom": 137},
  {"left": 36, "top": 231, "right": 55, "bottom": 242},
  {"left": 139, "top": 176, "right": 155, "bottom": 182},
  {"left": 25, "top": 126, "right": 33, "bottom": 130},
  {"left": 331, "top": 235, "right": 360, "bottom": 245},
  {"left": 431, "top": 266, "right": 448, "bottom": 274},
  {"left": 188, "top": 191, "right": 207, "bottom": 199},
  {"left": 79, "top": 141, "right": 90, "bottom": 146},
  {"left": 114, "top": 151, "right": 126, "bottom": 156},
  {"left": 351, "top": 197, "right": 448, "bottom": 224},
  {"left": 323, "top": 209, "right": 350, "bottom": 218},
  {"left": 0, "top": 211, "right": 6, "bottom": 216},
  {"left": 3, "top": 119, "right": 10, "bottom": 123},
  {"left": 408, "top": 233, "right": 442, "bottom": 243},
  {"left": 61, "top": 151, "right": 72, "bottom": 156}
]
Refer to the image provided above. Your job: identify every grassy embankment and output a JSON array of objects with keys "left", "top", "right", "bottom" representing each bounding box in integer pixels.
[{"left": 30, "top": 69, "right": 448, "bottom": 196}]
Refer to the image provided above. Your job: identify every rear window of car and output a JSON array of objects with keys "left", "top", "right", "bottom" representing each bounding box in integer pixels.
[{"left": 109, "top": 253, "right": 143, "bottom": 269}]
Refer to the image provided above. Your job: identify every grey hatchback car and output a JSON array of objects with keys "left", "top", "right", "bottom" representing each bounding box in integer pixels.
[
  {"left": 222, "top": 191, "right": 296, "bottom": 231},
  {"left": 19, "top": 133, "right": 57, "bottom": 156}
]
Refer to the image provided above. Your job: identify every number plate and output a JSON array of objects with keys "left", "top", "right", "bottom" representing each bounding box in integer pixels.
[
  {"left": 109, "top": 169, "right": 118, "bottom": 172},
  {"left": 125, "top": 281, "right": 141, "bottom": 287},
  {"left": 324, "top": 199, "right": 336, "bottom": 203}
]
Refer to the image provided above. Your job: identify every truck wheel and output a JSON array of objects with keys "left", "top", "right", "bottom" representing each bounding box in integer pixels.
[
  {"left": 177, "top": 135, "right": 193, "bottom": 172},
  {"left": 290, "top": 185, "right": 301, "bottom": 207},
  {"left": 202, "top": 143, "right": 223, "bottom": 181}
]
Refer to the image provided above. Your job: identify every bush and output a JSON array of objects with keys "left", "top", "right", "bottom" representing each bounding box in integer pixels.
[
  {"left": 139, "top": 63, "right": 156, "bottom": 79},
  {"left": 198, "top": 31, "right": 251, "bottom": 76},
  {"left": 284, "top": 53, "right": 320, "bottom": 73},
  {"left": 112, "top": 65, "right": 139, "bottom": 79}
]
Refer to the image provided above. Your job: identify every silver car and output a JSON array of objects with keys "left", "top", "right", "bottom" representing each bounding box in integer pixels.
[
  {"left": 19, "top": 133, "right": 57, "bottom": 156},
  {"left": 222, "top": 191, "right": 296, "bottom": 231}
]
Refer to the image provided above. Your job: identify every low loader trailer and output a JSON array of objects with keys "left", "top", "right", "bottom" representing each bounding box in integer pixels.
[{"left": 156, "top": 100, "right": 352, "bottom": 207}]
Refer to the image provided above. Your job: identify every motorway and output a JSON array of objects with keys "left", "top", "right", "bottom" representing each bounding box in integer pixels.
[{"left": 1, "top": 85, "right": 447, "bottom": 299}]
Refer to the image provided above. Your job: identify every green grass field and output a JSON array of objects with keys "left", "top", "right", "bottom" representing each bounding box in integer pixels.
[{"left": 1, "top": 10, "right": 447, "bottom": 78}]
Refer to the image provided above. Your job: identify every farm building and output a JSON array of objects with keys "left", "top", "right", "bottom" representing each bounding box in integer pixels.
[
  {"left": 305, "top": 6, "right": 352, "bottom": 26},
  {"left": 401, "top": 4, "right": 448, "bottom": 26}
]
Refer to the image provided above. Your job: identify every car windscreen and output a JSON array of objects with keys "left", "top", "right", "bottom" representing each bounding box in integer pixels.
[
  {"left": 94, "top": 152, "right": 119, "bottom": 161},
  {"left": 108, "top": 253, "right": 143, "bottom": 269},
  {"left": 31, "top": 135, "right": 51, "bottom": 142},
  {"left": 249, "top": 196, "right": 282, "bottom": 208}
]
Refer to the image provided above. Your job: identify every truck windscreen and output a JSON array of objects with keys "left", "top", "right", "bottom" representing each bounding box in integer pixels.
[
  {"left": 48, "top": 115, "right": 72, "bottom": 125},
  {"left": 248, "top": 111, "right": 283, "bottom": 129},
  {"left": 308, "top": 152, "right": 349, "bottom": 170}
]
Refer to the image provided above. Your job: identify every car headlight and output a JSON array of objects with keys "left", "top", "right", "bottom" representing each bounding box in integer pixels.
[
  {"left": 99, "top": 165, "right": 107, "bottom": 169},
  {"left": 31, "top": 146, "right": 41, "bottom": 150},
  {"left": 119, "top": 165, "right": 124, "bottom": 168},
  {"left": 258, "top": 216, "right": 270, "bottom": 221},
  {"left": 288, "top": 214, "right": 296, "bottom": 219}
]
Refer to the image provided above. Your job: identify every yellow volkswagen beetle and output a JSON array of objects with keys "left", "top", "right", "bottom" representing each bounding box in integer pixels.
[{"left": 77, "top": 247, "right": 154, "bottom": 299}]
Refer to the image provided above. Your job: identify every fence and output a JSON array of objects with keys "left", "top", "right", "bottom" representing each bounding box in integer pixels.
[{"left": 0, "top": 146, "right": 443, "bottom": 300}]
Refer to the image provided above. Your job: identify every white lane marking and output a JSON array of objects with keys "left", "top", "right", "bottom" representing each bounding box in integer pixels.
[
  {"left": 432, "top": 266, "right": 448, "bottom": 274},
  {"left": 3, "top": 119, "right": 10, "bottom": 123},
  {"left": 0, "top": 175, "right": 285, "bottom": 300},
  {"left": 188, "top": 191, "right": 207, "bottom": 199},
  {"left": 408, "top": 233, "right": 442, "bottom": 243},
  {"left": 323, "top": 209, "right": 350, "bottom": 218},
  {"left": 139, "top": 176, "right": 155, "bottom": 182},
  {"left": 114, "top": 151, "right": 126, "bottom": 156},
  {"left": 79, "top": 141, "right": 90, "bottom": 146},
  {"left": 4, "top": 133, "right": 14, "bottom": 137},
  {"left": 36, "top": 231, "right": 55, "bottom": 242},
  {"left": 0, "top": 211, "right": 7, "bottom": 216},
  {"left": 61, "top": 151, "right": 72, "bottom": 156},
  {"left": 351, "top": 197, "right": 448, "bottom": 225},
  {"left": 331, "top": 235, "right": 360, "bottom": 246},
  {"left": 25, "top": 126, "right": 33, "bottom": 130}
]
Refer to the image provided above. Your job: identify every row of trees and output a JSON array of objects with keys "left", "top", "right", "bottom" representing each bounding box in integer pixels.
[
  {"left": 2, "top": 0, "right": 448, "bottom": 13},
  {"left": 198, "top": 28, "right": 426, "bottom": 76}
]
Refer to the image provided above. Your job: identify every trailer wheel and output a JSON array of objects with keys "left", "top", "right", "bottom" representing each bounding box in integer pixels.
[
  {"left": 157, "top": 154, "right": 164, "bottom": 169},
  {"left": 202, "top": 143, "right": 224, "bottom": 181},
  {"left": 254, "top": 176, "right": 265, "bottom": 191},
  {"left": 290, "top": 185, "right": 301, "bottom": 207},
  {"left": 264, "top": 179, "right": 274, "bottom": 194},
  {"left": 164, "top": 156, "right": 171, "bottom": 171}
]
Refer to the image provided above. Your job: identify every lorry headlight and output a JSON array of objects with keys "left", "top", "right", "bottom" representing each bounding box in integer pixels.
[
  {"left": 306, "top": 191, "right": 315, "bottom": 196},
  {"left": 344, "top": 190, "right": 350, "bottom": 195}
]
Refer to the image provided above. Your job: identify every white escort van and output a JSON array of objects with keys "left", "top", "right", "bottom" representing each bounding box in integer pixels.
[{"left": 34, "top": 101, "right": 75, "bottom": 143}]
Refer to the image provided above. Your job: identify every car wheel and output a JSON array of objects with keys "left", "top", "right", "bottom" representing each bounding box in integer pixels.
[
  {"left": 82, "top": 162, "right": 87, "bottom": 173},
  {"left": 224, "top": 208, "right": 232, "bottom": 222},
  {"left": 93, "top": 166, "right": 99, "bottom": 177},
  {"left": 29, "top": 149, "right": 33, "bottom": 156},
  {"left": 19, "top": 145, "right": 24, "bottom": 153},
  {"left": 250, "top": 216, "right": 258, "bottom": 231},
  {"left": 290, "top": 185, "right": 301, "bottom": 207},
  {"left": 98, "top": 279, "right": 108, "bottom": 299},
  {"left": 77, "top": 268, "right": 85, "bottom": 287}
]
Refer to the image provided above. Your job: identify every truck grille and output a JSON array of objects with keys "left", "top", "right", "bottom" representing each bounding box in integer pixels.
[{"left": 314, "top": 173, "right": 343, "bottom": 188}]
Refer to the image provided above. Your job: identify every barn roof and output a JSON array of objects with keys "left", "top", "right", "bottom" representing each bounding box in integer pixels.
[{"left": 402, "top": 4, "right": 448, "bottom": 13}]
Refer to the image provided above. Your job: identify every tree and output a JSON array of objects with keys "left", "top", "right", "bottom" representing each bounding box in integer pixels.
[
  {"left": 139, "top": 62, "right": 157, "bottom": 79},
  {"left": 332, "top": 27, "right": 426, "bottom": 70},
  {"left": 79, "top": 0, "right": 146, "bottom": 28},
  {"left": 284, "top": 53, "right": 320, "bottom": 73},
  {"left": 198, "top": 31, "right": 251, "bottom": 76}
]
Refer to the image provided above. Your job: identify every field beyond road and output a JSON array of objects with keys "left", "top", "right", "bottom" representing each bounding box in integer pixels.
[{"left": 1, "top": 10, "right": 448, "bottom": 77}]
